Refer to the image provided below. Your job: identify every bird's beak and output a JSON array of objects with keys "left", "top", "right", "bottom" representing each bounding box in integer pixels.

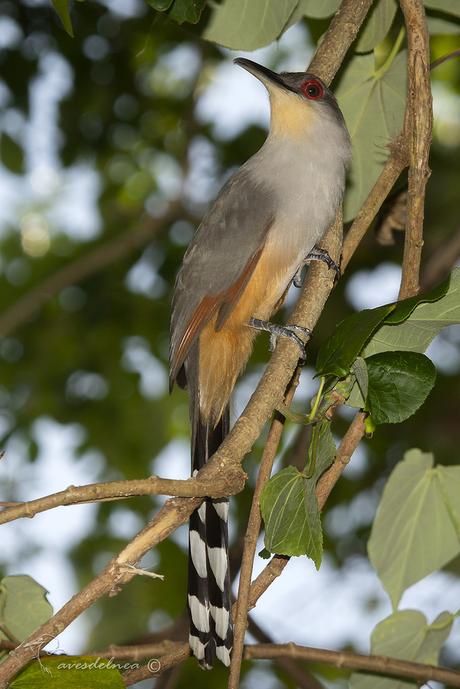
[{"left": 234, "top": 58, "right": 293, "bottom": 93}]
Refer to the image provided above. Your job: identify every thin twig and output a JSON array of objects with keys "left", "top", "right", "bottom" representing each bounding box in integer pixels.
[
  {"left": 246, "top": 413, "right": 367, "bottom": 611},
  {"left": 398, "top": 0, "right": 433, "bottom": 298},
  {"left": 0, "top": 470, "right": 246, "bottom": 526},
  {"left": 341, "top": 137, "right": 408, "bottom": 270},
  {"left": 431, "top": 47, "right": 460, "bottom": 70},
  {"left": 308, "top": 0, "right": 375, "bottom": 82},
  {"left": 122, "top": 646, "right": 190, "bottom": 686},
  {"left": 228, "top": 370, "right": 301, "bottom": 689},
  {"left": 244, "top": 643, "right": 460, "bottom": 687},
  {"left": 248, "top": 617, "right": 325, "bottom": 689}
]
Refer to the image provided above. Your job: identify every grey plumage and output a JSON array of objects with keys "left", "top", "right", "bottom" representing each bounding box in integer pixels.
[{"left": 170, "top": 58, "right": 351, "bottom": 670}]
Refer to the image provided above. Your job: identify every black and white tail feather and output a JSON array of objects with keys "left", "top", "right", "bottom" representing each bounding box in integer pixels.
[{"left": 188, "top": 405, "right": 233, "bottom": 668}]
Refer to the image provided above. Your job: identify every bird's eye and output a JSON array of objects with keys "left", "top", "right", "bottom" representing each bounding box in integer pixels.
[{"left": 301, "top": 79, "right": 324, "bottom": 100}]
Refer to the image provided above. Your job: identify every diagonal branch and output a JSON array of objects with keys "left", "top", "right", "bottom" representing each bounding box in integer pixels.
[
  {"left": 228, "top": 371, "right": 301, "bottom": 689},
  {"left": 245, "top": 412, "right": 366, "bottom": 611}
]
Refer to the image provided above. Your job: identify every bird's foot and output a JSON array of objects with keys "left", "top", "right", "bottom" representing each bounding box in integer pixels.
[
  {"left": 249, "top": 317, "right": 310, "bottom": 360},
  {"left": 293, "top": 246, "right": 341, "bottom": 288}
]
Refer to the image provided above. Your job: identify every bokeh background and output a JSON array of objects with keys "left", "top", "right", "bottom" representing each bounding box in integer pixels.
[{"left": 0, "top": 1, "right": 460, "bottom": 687}]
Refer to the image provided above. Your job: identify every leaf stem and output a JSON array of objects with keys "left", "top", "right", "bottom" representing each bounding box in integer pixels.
[
  {"left": 374, "top": 26, "right": 406, "bottom": 80},
  {"left": 309, "top": 377, "right": 326, "bottom": 422}
]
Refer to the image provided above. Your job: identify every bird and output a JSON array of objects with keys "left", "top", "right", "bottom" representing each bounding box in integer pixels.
[{"left": 169, "top": 57, "right": 351, "bottom": 669}]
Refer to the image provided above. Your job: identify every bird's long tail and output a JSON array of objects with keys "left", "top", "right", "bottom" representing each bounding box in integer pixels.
[{"left": 188, "top": 404, "right": 233, "bottom": 669}]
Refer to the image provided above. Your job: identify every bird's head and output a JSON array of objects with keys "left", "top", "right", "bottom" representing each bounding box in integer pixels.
[{"left": 234, "top": 57, "right": 346, "bottom": 141}]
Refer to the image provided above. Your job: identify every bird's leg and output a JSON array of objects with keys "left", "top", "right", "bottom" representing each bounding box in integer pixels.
[
  {"left": 293, "top": 246, "right": 341, "bottom": 288},
  {"left": 249, "top": 317, "right": 311, "bottom": 360}
]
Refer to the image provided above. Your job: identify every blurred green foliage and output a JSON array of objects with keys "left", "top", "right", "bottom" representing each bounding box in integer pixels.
[{"left": 0, "top": 0, "right": 460, "bottom": 686}]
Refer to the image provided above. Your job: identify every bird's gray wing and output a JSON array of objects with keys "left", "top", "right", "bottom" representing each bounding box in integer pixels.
[{"left": 170, "top": 167, "right": 275, "bottom": 386}]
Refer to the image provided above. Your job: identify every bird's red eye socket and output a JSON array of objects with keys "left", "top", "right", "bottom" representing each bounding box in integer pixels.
[{"left": 301, "top": 79, "right": 324, "bottom": 100}]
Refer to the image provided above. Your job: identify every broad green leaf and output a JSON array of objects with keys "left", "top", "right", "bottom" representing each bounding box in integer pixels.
[
  {"left": 364, "top": 268, "right": 460, "bottom": 356},
  {"left": 344, "top": 358, "right": 369, "bottom": 409},
  {"left": 350, "top": 610, "right": 455, "bottom": 689},
  {"left": 427, "top": 16, "right": 460, "bottom": 33},
  {"left": 261, "top": 467, "right": 313, "bottom": 557},
  {"left": 336, "top": 50, "right": 407, "bottom": 221},
  {"left": 384, "top": 274, "right": 450, "bottom": 325},
  {"left": 51, "top": 0, "right": 74, "bottom": 36},
  {"left": 316, "top": 303, "right": 395, "bottom": 378},
  {"left": 260, "top": 422, "right": 335, "bottom": 566},
  {"left": 368, "top": 450, "right": 460, "bottom": 608},
  {"left": 169, "top": 0, "right": 207, "bottom": 23},
  {"left": 203, "top": 0, "right": 298, "bottom": 50},
  {"left": 147, "top": 0, "right": 174, "bottom": 9},
  {"left": 292, "top": 0, "right": 340, "bottom": 20},
  {"left": 10, "top": 656, "right": 125, "bottom": 688},
  {"left": 365, "top": 351, "right": 436, "bottom": 425},
  {"left": 424, "top": 0, "right": 460, "bottom": 18},
  {"left": 437, "top": 465, "right": 460, "bottom": 537},
  {"left": 345, "top": 375, "right": 366, "bottom": 408},
  {"left": 356, "top": 0, "right": 398, "bottom": 53},
  {"left": 0, "top": 576, "right": 53, "bottom": 642},
  {"left": 0, "top": 134, "right": 25, "bottom": 175},
  {"left": 352, "top": 356, "right": 368, "bottom": 400}
]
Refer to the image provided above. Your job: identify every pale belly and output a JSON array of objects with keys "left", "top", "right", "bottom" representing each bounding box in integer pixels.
[{"left": 198, "top": 219, "right": 315, "bottom": 422}]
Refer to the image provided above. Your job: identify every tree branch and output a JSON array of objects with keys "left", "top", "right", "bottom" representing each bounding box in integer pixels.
[
  {"left": 247, "top": 617, "right": 325, "bottom": 689},
  {"left": 398, "top": 0, "right": 432, "bottom": 299},
  {"left": 0, "top": 469, "right": 246, "bottom": 526},
  {"left": 228, "top": 371, "right": 301, "bottom": 689},
  {"left": 341, "top": 137, "right": 408, "bottom": 271},
  {"left": 244, "top": 643, "right": 460, "bottom": 687},
  {"left": 246, "top": 412, "right": 367, "bottom": 611},
  {"left": 309, "top": 0, "right": 375, "bottom": 82}
]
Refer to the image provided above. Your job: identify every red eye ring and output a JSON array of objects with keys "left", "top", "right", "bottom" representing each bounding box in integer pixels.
[{"left": 301, "top": 78, "right": 324, "bottom": 100}]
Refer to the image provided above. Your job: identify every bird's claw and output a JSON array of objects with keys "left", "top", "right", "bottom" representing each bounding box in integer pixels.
[
  {"left": 293, "top": 246, "right": 341, "bottom": 288},
  {"left": 249, "top": 318, "right": 311, "bottom": 360}
]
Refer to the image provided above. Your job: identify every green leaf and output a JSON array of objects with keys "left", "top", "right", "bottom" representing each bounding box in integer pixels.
[
  {"left": 10, "top": 656, "right": 125, "bottom": 688},
  {"left": 364, "top": 268, "right": 460, "bottom": 357},
  {"left": 292, "top": 0, "right": 340, "bottom": 20},
  {"left": 147, "top": 0, "right": 174, "bottom": 9},
  {"left": 352, "top": 356, "right": 368, "bottom": 400},
  {"left": 427, "top": 16, "right": 460, "bottom": 33},
  {"left": 368, "top": 449, "right": 460, "bottom": 608},
  {"left": 316, "top": 303, "right": 395, "bottom": 378},
  {"left": 365, "top": 351, "right": 436, "bottom": 425},
  {"left": 51, "top": 0, "right": 74, "bottom": 36},
  {"left": 258, "top": 547, "right": 271, "bottom": 559},
  {"left": 344, "top": 357, "right": 369, "bottom": 409},
  {"left": 169, "top": 0, "right": 207, "bottom": 23},
  {"left": 350, "top": 610, "right": 455, "bottom": 689},
  {"left": 424, "top": 0, "right": 460, "bottom": 18},
  {"left": 384, "top": 273, "right": 450, "bottom": 325},
  {"left": 203, "top": 0, "right": 298, "bottom": 50},
  {"left": 336, "top": 50, "right": 407, "bottom": 221},
  {"left": 0, "top": 576, "right": 53, "bottom": 642},
  {"left": 0, "top": 134, "right": 25, "bottom": 175},
  {"left": 260, "top": 422, "right": 335, "bottom": 566},
  {"left": 437, "top": 465, "right": 460, "bottom": 538},
  {"left": 356, "top": 0, "right": 398, "bottom": 53}
]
